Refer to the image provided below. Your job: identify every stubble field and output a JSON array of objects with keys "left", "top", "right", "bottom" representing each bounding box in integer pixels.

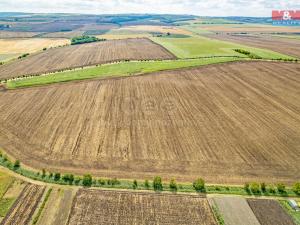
[
  {"left": 67, "top": 189, "right": 217, "bottom": 225},
  {"left": 0, "top": 38, "right": 175, "bottom": 79},
  {"left": 0, "top": 61, "right": 299, "bottom": 184}
]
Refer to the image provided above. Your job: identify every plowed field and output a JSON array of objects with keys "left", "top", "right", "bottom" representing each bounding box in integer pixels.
[
  {"left": 0, "top": 61, "right": 299, "bottom": 184},
  {"left": 247, "top": 199, "right": 296, "bottom": 225},
  {"left": 0, "top": 38, "right": 175, "bottom": 79},
  {"left": 1, "top": 184, "right": 45, "bottom": 225},
  {"left": 67, "top": 189, "right": 217, "bottom": 225}
]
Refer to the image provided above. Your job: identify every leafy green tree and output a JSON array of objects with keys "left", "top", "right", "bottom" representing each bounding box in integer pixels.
[
  {"left": 144, "top": 180, "right": 150, "bottom": 189},
  {"left": 133, "top": 180, "right": 138, "bottom": 189},
  {"left": 153, "top": 176, "right": 163, "bottom": 191},
  {"left": 169, "top": 178, "right": 177, "bottom": 192},
  {"left": 42, "top": 169, "right": 46, "bottom": 178},
  {"left": 277, "top": 183, "right": 286, "bottom": 193},
  {"left": 193, "top": 178, "right": 205, "bottom": 192},
  {"left": 244, "top": 183, "right": 250, "bottom": 193},
  {"left": 250, "top": 182, "right": 260, "bottom": 194},
  {"left": 82, "top": 174, "right": 92, "bottom": 187},
  {"left": 54, "top": 173, "right": 61, "bottom": 181},
  {"left": 13, "top": 160, "right": 20, "bottom": 170},
  {"left": 269, "top": 184, "right": 276, "bottom": 194},
  {"left": 261, "top": 183, "right": 266, "bottom": 192},
  {"left": 292, "top": 182, "right": 300, "bottom": 195},
  {"left": 98, "top": 178, "right": 106, "bottom": 186}
]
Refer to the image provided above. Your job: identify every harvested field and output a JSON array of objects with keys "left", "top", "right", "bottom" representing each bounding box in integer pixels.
[
  {"left": 0, "top": 31, "right": 41, "bottom": 39},
  {"left": 247, "top": 199, "right": 296, "bottom": 225},
  {"left": 200, "top": 24, "right": 300, "bottom": 33},
  {"left": 209, "top": 33, "right": 300, "bottom": 58},
  {"left": 1, "top": 184, "right": 45, "bottom": 225},
  {"left": 37, "top": 188, "right": 76, "bottom": 225},
  {"left": 67, "top": 189, "right": 217, "bottom": 225},
  {"left": 0, "top": 38, "right": 70, "bottom": 55},
  {"left": 0, "top": 61, "right": 299, "bottom": 184},
  {"left": 0, "top": 38, "right": 175, "bottom": 79},
  {"left": 211, "top": 197, "right": 260, "bottom": 225},
  {"left": 114, "top": 25, "right": 193, "bottom": 35}
]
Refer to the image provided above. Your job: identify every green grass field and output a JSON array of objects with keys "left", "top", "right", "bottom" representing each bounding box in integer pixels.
[
  {"left": 6, "top": 57, "right": 241, "bottom": 89},
  {"left": 151, "top": 36, "right": 294, "bottom": 59},
  {"left": 0, "top": 171, "right": 14, "bottom": 199},
  {"left": 279, "top": 200, "right": 300, "bottom": 225}
]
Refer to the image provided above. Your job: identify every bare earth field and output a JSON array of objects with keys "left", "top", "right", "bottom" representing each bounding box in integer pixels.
[
  {"left": 209, "top": 33, "right": 300, "bottom": 58},
  {"left": 1, "top": 184, "right": 45, "bottom": 225},
  {"left": 0, "top": 61, "right": 299, "bottom": 184},
  {"left": 247, "top": 199, "right": 296, "bottom": 225},
  {"left": 211, "top": 197, "right": 260, "bottom": 225},
  {"left": 67, "top": 189, "right": 217, "bottom": 225},
  {"left": 0, "top": 38, "right": 175, "bottom": 79}
]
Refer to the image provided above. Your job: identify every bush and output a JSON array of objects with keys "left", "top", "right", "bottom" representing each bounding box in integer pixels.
[
  {"left": 153, "top": 176, "right": 163, "bottom": 191},
  {"left": 133, "top": 180, "right": 138, "bottom": 189},
  {"left": 13, "top": 160, "right": 20, "bottom": 170},
  {"left": 74, "top": 177, "right": 81, "bottom": 185},
  {"left": 107, "top": 178, "right": 120, "bottom": 186},
  {"left": 62, "top": 174, "right": 74, "bottom": 184},
  {"left": 144, "top": 180, "right": 150, "bottom": 189},
  {"left": 277, "top": 183, "right": 286, "bottom": 193},
  {"left": 250, "top": 182, "right": 260, "bottom": 194},
  {"left": 292, "top": 182, "right": 300, "bottom": 195},
  {"left": 193, "top": 178, "right": 205, "bottom": 192},
  {"left": 244, "top": 183, "right": 250, "bottom": 192},
  {"left": 54, "top": 173, "right": 61, "bottom": 181},
  {"left": 98, "top": 178, "right": 106, "bottom": 186},
  {"left": 261, "top": 182, "right": 266, "bottom": 192},
  {"left": 169, "top": 178, "right": 177, "bottom": 192},
  {"left": 269, "top": 184, "right": 276, "bottom": 193},
  {"left": 71, "top": 35, "right": 106, "bottom": 45},
  {"left": 42, "top": 169, "right": 46, "bottom": 178},
  {"left": 82, "top": 174, "right": 92, "bottom": 187}
]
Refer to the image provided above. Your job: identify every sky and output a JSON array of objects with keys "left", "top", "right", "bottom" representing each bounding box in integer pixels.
[{"left": 0, "top": 0, "right": 300, "bottom": 17}]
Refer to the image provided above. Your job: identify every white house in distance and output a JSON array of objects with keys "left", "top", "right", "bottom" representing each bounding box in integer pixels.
[{"left": 288, "top": 200, "right": 300, "bottom": 212}]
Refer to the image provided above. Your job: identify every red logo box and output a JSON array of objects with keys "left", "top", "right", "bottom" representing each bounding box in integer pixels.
[{"left": 272, "top": 10, "right": 300, "bottom": 20}]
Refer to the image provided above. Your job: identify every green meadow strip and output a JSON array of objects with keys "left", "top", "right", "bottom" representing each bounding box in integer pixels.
[{"left": 6, "top": 57, "right": 241, "bottom": 89}]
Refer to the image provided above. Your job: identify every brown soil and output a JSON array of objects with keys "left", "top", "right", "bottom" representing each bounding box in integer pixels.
[
  {"left": 247, "top": 199, "right": 296, "bottom": 225},
  {"left": 0, "top": 61, "right": 299, "bottom": 184},
  {"left": 67, "top": 189, "right": 217, "bottom": 225},
  {"left": 0, "top": 38, "right": 176, "bottom": 79}
]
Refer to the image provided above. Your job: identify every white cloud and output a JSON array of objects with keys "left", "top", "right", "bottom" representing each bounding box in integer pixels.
[{"left": 0, "top": 0, "right": 299, "bottom": 16}]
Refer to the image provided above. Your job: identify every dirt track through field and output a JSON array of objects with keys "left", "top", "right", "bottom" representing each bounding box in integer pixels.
[
  {"left": 247, "top": 199, "right": 296, "bottom": 225},
  {"left": 0, "top": 61, "right": 299, "bottom": 184},
  {"left": 0, "top": 38, "right": 175, "bottom": 79},
  {"left": 67, "top": 189, "right": 217, "bottom": 225},
  {"left": 1, "top": 184, "right": 45, "bottom": 225}
]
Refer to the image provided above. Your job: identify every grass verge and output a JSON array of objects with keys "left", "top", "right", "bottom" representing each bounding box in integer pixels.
[
  {"left": 279, "top": 200, "right": 300, "bottom": 225},
  {"left": 0, "top": 150, "right": 299, "bottom": 198},
  {"left": 6, "top": 57, "right": 241, "bottom": 89}
]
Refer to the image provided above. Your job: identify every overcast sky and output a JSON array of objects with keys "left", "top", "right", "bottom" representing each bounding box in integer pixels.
[{"left": 0, "top": 0, "right": 299, "bottom": 17}]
